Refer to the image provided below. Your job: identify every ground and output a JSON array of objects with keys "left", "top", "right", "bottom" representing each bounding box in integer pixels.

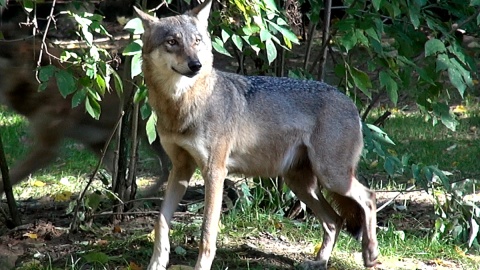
[{"left": 1, "top": 179, "right": 476, "bottom": 270}]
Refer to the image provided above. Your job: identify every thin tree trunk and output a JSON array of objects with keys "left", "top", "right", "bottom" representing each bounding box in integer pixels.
[
  {"left": 318, "top": 0, "right": 332, "bottom": 81},
  {"left": 0, "top": 133, "right": 22, "bottom": 226}
]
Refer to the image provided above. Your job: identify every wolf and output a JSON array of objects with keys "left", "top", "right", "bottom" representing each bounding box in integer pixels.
[
  {"left": 135, "top": 1, "right": 379, "bottom": 269},
  {"left": 0, "top": 36, "right": 170, "bottom": 195}
]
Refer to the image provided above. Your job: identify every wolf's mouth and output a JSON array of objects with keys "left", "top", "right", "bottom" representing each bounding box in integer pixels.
[{"left": 172, "top": 67, "right": 198, "bottom": 78}]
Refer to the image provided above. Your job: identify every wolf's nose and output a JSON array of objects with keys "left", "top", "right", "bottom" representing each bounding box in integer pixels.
[{"left": 188, "top": 61, "right": 202, "bottom": 72}]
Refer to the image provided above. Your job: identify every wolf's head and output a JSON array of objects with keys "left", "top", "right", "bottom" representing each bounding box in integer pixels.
[{"left": 135, "top": 0, "right": 213, "bottom": 86}]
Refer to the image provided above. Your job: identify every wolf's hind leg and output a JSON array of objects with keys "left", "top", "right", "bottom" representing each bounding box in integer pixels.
[
  {"left": 284, "top": 169, "right": 343, "bottom": 270},
  {"left": 312, "top": 165, "right": 379, "bottom": 267}
]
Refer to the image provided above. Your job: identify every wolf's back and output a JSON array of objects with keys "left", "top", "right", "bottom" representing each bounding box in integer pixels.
[{"left": 214, "top": 71, "right": 361, "bottom": 125}]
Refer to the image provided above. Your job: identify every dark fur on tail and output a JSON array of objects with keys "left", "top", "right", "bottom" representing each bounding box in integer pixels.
[{"left": 330, "top": 192, "right": 364, "bottom": 240}]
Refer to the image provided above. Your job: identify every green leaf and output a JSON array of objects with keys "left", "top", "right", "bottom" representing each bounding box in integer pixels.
[
  {"left": 448, "top": 66, "right": 466, "bottom": 97},
  {"left": 124, "top": 17, "right": 144, "bottom": 34},
  {"left": 95, "top": 75, "right": 106, "bottom": 95},
  {"left": 429, "top": 166, "right": 451, "bottom": 191},
  {"left": 146, "top": 113, "right": 157, "bottom": 144},
  {"left": 425, "top": 39, "right": 446, "bottom": 57},
  {"left": 38, "top": 65, "right": 56, "bottom": 82},
  {"left": 355, "top": 29, "right": 368, "bottom": 46},
  {"left": 264, "top": 0, "right": 278, "bottom": 11},
  {"left": 268, "top": 21, "right": 299, "bottom": 45},
  {"left": 432, "top": 102, "right": 458, "bottom": 131},
  {"left": 384, "top": 156, "right": 398, "bottom": 177},
  {"left": 140, "top": 101, "right": 152, "bottom": 120},
  {"left": 212, "top": 37, "right": 232, "bottom": 57},
  {"left": 471, "top": 0, "right": 480, "bottom": 5},
  {"left": 85, "top": 193, "right": 102, "bottom": 210},
  {"left": 131, "top": 54, "right": 143, "bottom": 78},
  {"left": 408, "top": 5, "right": 420, "bottom": 29},
  {"left": 242, "top": 25, "right": 261, "bottom": 36},
  {"left": 0, "top": 0, "right": 6, "bottom": 7},
  {"left": 123, "top": 40, "right": 143, "bottom": 56},
  {"left": 350, "top": 67, "right": 372, "bottom": 98},
  {"left": 72, "top": 87, "right": 87, "bottom": 108},
  {"left": 111, "top": 69, "right": 123, "bottom": 96},
  {"left": 56, "top": 70, "right": 77, "bottom": 98},
  {"left": 260, "top": 29, "right": 272, "bottom": 42},
  {"left": 231, "top": 34, "right": 243, "bottom": 51},
  {"left": 265, "top": 39, "right": 277, "bottom": 64},
  {"left": 340, "top": 31, "right": 357, "bottom": 52},
  {"left": 85, "top": 94, "right": 101, "bottom": 120},
  {"left": 83, "top": 252, "right": 110, "bottom": 264},
  {"left": 221, "top": 28, "right": 231, "bottom": 43},
  {"left": 366, "top": 124, "right": 396, "bottom": 145},
  {"left": 22, "top": 0, "right": 34, "bottom": 13},
  {"left": 379, "top": 71, "right": 398, "bottom": 105},
  {"left": 435, "top": 53, "right": 450, "bottom": 71},
  {"left": 365, "top": 27, "right": 380, "bottom": 43},
  {"left": 134, "top": 84, "right": 148, "bottom": 103},
  {"left": 372, "top": 0, "right": 382, "bottom": 10}
]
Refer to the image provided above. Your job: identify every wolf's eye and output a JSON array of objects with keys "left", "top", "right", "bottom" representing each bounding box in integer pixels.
[
  {"left": 167, "top": 39, "right": 178, "bottom": 46},
  {"left": 194, "top": 38, "right": 201, "bottom": 45}
]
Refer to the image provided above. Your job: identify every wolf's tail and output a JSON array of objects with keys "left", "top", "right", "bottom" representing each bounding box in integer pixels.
[{"left": 330, "top": 192, "right": 364, "bottom": 240}]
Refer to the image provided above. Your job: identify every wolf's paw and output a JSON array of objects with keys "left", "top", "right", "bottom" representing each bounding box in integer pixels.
[
  {"left": 147, "top": 259, "right": 168, "bottom": 270},
  {"left": 295, "top": 260, "right": 328, "bottom": 270}
]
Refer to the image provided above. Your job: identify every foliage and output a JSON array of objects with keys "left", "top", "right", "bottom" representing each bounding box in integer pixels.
[
  {"left": 433, "top": 179, "right": 480, "bottom": 249},
  {"left": 210, "top": 0, "right": 299, "bottom": 73},
  {"left": 325, "top": 0, "right": 478, "bottom": 130}
]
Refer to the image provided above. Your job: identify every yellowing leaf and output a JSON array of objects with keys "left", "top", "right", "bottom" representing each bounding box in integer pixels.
[
  {"left": 455, "top": 245, "right": 466, "bottom": 256},
  {"left": 24, "top": 232, "right": 38, "bottom": 239},
  {"left": 147, "top": 228, "right": 155, "bottom": 242},
  {"left": 32, "top": 180, "right": 46, "bottom": 187},
  {"left": 453, "top": 105, "right": 467, "bottom": 114},
  {"left": 129, "top": 261, "right": 142, "bottom": 270},
  {"left": 387, "top": 149, "right": 397, "bottom": 155},
  {"left": 95, "top": 239, "right": 109, "bottom": 246},
  {"left": 313, "top": 242, "right": 322, "bottom": 255},
  {"left": 53, "top": 191, "right": 73, "bottom": 202},
  {"left": 274, "top": 220, "right": 283, "bottom": 229}
]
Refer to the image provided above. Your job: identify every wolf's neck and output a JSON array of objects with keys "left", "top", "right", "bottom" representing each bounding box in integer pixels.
[{"left": 146, "top": 69, "right": 213, "bottom": 133}]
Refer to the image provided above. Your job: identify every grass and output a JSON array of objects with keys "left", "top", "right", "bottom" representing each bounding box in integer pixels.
[
  {"left": 380, "top": 109, "right": 480, "bottom": 176},
  {"left": 1, "top": 105, "right": 480, "bottom": 269}
]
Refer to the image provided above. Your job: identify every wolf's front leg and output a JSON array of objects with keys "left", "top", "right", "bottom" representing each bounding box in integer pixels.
[
  {"left": 148, "top": 216, "right": 171, "bottom": 270},
  {"left": 195, "top": 164, "right": 228, "bottom": 270},
  {"left": 148, "top": 152, "right": 196, "bottom": 270}
]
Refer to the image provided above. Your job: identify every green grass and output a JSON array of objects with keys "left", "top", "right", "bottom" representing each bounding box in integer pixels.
[{"left": 381, "top": 110, "right": 480, "bottom": 176}]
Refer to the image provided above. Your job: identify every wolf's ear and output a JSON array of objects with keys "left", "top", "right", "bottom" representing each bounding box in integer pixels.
[
  {"left": 133, "top": 6, "right": 158, "bottom": 32},
  {"left": 190, "top": 0, "right": 213, "bottom": 28}
]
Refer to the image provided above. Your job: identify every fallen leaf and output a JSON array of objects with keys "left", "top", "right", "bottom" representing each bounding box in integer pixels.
[
  {"left": 53, "top": 191, "right": 73, "bottom": 202},
  {"left": 23, "top": 233, "right": 38, "bottom": 239},
  {"left": 32, "top": 180, "right": 46, "bottom": 187},
  {"left": 129, "top": 261, "right": 142, "bottom": 270},
  {"left": 113, "top": 225, "right": 122, "bottom": 233}
]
